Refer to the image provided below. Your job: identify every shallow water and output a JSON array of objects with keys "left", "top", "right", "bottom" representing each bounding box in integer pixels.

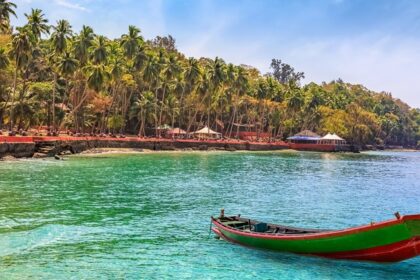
[{"left": 0, "top": 151, "right": 419, "bottom": 279}]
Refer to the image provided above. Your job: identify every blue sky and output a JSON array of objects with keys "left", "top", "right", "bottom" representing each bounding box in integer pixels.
[{"left": 12, "top": 0, "right": 420, "bottom": 108}]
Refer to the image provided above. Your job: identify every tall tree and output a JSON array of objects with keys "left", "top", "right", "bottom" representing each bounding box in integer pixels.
[
  {"left": 270, "top": 58, "right": 305, "bottom": 84},
  {"left": 0, "top": 0, "right": 16, "bottom": 34},
  {"left": 24, "top": 8, "right": 49, "bottom": 41},
  {"left": 50, "top": 19, "right": 72, "bottom": 130},
  {"left": 8, "top": 26, "right": 34, "bottom": 130},
  {"left": 73, "top": 25, "right": 94, "bottom": 66},
  {"left": 206, "top": 57, "right": 226, "bottom": 126},
  {"left": 120, "top": 25, "right": 143, "bottom": 60}
]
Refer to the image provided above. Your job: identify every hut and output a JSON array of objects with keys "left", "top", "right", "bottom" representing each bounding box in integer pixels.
[
  {"left": 192, "top": 126, "right": 222, "bottom": 140},
  {"left": 155, "top": 124, "right": 172, "bottom": 137},
  {"left": 287, "top": 130, "right": 321, "bottom": 144},
  {"left": 166, "top": 128, "right": 187, "bottom": 139}
]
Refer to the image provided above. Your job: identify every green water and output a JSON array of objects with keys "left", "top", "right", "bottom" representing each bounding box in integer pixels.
[{"left": 0, "top": 151, "right": 419, "bottom": 279}]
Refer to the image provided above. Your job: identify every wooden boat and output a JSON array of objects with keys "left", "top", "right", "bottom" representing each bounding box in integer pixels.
[{"left": 211, "top": 211, "right": 420, "bottom": 262}]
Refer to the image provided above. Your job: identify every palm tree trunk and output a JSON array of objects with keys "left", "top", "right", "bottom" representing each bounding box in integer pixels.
[
  {"left": 9, "top": 65, "right": 18, "bottom": 131},
  {"left": 52, "top": 72, "right": 57, "bottom": 131},
  {"left": 154, "top": 88, "right": 159, "bottom": 137},
  {"left": 19, "top": 75, "right": 27, "bottom": 130},
  {"left": 159, "top": 86, "right": 166, "bottom": 131},
  {"left": 178, "top": 87, "right": 186, "bottom": 129}
]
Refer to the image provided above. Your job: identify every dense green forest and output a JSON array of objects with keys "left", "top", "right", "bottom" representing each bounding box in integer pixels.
[{"left": 0, "top": 1, "right": 419, "bottom": 146}]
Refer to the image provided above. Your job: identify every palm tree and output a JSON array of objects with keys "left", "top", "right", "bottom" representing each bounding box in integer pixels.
[
  {"left": 227, "top": 65, "right": 249, "bottom": 137},
  {"left": 143, "top": 54, "right": 161, "bottom": 136},
  {"left": 50, "top": 19, "right": 72, "bottom": 130},
  {"left": 24, "top": 8, "right": 49, "bottom": 41},
  {"left": 0, "top": 47, "right": 9, "bottom": 129},
  {"left": 120, "top": 25, "right": 143, "bottom": 60},
  {"left": 8, "top": 26, "right": 34, "bottom": 130},
  {"left": 50, "top": 20, "right": 72, "bottom": 54},
  {"left": 158, "top": 53, "right": 180, "bottom": 130},
  {"left": 73, "top": 25, "right": 94, "bottom": 66},
  {"left": 85, "top": 63, "right": 109, "bottom": 92},
  {"left": 165, "top": 93, "right": 179, "bottom": 130},
  {"left": 0, "top": 47, "right": 9, "bottom": 69},
  {"left": 131, "top": 90, "right": 154, "bottom": 136},
  {"left": 182, "top": 58, "right": 201, "bottom": 130},
  {"left": 0, "top": 0, "right": 16, "bottom": 34},
  {"left": 90, "top": 35, "right": 108, "bottom": 65},
  {"left": 132, "top": 44, "right": 147, "bottom": 71},
  {"left": 57, "top": 52, "right": 78, "bottom": 83},
  {"left": 206, "top": 57, "right": 226, "bottom": 127}
]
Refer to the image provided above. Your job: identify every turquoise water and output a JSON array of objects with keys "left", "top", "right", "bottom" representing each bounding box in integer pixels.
[{"left": 0, "top": 151, "right": 419, "bottom": 279}]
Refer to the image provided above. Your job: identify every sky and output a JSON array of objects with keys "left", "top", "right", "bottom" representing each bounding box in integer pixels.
[{"left": 11, "top": 0, "right": 420, "bottom": 108}]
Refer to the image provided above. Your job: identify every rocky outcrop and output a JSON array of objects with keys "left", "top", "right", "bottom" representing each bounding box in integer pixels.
[
  {"left": 0, "top": 139, "right": 289, "bottom": 159},
  {"left": 0, "top": 143, "right": 35, "bottom": 158}
]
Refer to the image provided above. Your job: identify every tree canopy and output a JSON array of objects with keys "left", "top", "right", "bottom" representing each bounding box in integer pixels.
[{"left": 0, "top": 2, "right": 419, "bottom": 147}]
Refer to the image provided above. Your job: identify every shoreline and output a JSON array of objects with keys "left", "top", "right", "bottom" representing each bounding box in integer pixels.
[
  {"left": 0, "top": 136, "right": 290, "bottom": 160},
  {"left": 0, "top": 136, "right": 417, "bottom": 160},
  {"left": 1, "top": 146, "right": 418, "bottom": 161}
]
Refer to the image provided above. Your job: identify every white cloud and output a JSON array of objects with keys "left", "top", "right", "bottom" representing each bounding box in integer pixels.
[{"left": 54, "top": 0, "right": 89, "bottom": 12}]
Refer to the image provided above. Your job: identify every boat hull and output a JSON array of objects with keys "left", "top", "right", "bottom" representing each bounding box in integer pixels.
[{"left": 212, "top": 215, "right": 420, "bottom": 262}]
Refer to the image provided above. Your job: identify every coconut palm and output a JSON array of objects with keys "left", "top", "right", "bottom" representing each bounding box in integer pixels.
[
  {"left": 120, "top": 25, "right": 143, "bottom": 60},
  {"left": 73, "top": 25, "right": 94, "bottom": 66},
  {"left": 0, "top": 47, "right": 9, "bottom": 69},
  {"left": 131, "top": 90, "right": 154, "bottom": 136},
  {"left": 8, "top": 26, "right": 34, "bottom": 130},
  {"left": 50, "top": 20, "right": 72, "bottom": 54},
  {"left": 24, "top": 8, "right": 49, "bottom": 41},
  {"left": 206, "top": 57, "right": 226, "bottom": 126},
  {"left": 132, "top": 44, "right": 147, "bottom": 71},
  {"left": 0, "top": 0, "right": 16, "bottom": 34},
  {"left": 85, "top": 63, "right": 109, "bottom": 92},
  {"left": 158, "top": 53, "right": 180, "bottom": 131},
  {"left": 90, "top": 35, "right": 108, "bottom": 65},
  {"left": 143, "top": 54, "right": 161, "bottom": 136},
  {"left": 50, "top": 19, "right": 72, "bottom": 130},
  {"left": 57, "top": 52, "right": 78, "bottom": 83}
]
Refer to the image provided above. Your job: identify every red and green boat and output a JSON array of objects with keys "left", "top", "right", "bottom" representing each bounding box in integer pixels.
[{"left": 211, "top": 211, "right": 420, "bottom": 262}]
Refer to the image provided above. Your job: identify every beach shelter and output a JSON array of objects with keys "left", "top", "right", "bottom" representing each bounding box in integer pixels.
[
  {"left": 319, "top": 133, "right": 346, "bottom": 145},
  {"left": 166, "top": 128, "right": 187, "bottom": 139},
  {"left": 192, "top": 126, "right": 222, "bottom": 140},
  {"left": 294, "top": 130, "right": 321, "bottom": 138},
  {"left": 287, "top": 130, "right": 321, "bottom": 143}
]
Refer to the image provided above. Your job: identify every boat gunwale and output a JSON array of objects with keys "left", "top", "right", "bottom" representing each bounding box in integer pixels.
[{"left": 211, "top": 214, "right": 420, "bottom": 240}]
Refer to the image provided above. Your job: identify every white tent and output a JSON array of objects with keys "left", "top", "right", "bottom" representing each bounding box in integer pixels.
[
  {"left": 192, "top": 126, "right": 222, "bottom": 139},
  {"left": 319, "top": 133, "right": 346, "bottom": 144},
  {"left": 323, "top": 133, "right": 344, "bottom": 140},
  {"left": 166, "top": 128, "right": 187, "bottom": 139}
]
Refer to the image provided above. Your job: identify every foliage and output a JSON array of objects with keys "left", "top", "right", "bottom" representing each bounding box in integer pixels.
[{"left": 0, "top": 2, "right": 419, "bottom": 147}]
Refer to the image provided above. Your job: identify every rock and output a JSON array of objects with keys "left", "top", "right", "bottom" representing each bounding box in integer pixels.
[
  {"left": 1, "top": 155, "right": 16, "bottom": 161},
  {"left": 58, "top": 150, "right": 72, "bottom": 156},
  {"left": 54, "top": 155, "right": 63, "bottom": 160},
  {"left": 33, "top": 153, "right": 48, "bottom": 158},
  {"left": 198, "top": 145, "right": 208, "bottom": 151}
]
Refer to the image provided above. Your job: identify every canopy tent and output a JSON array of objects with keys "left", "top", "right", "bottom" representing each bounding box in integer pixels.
[
  {"left": 167, "top": 128, "right": 187, "bottom": 135},
  {"left": 321, "top": 133, "right": 344, "bottom": 140},
  {"left": 287, "top": 130, "right": 321, "bottom": 143},
  {"left": 318, "top": 133, "right": 346, "bottom": 145},
  {"left": 166, "top": 128, "right": 187, "bottom": 139},
  {"left": 192, "top": 126, "right": 222, "bottom": 139},
  {"left": 287, "top": 136, "right": 321, "bottom": 141},
  {"left": 294, "top": 130, "right": 321, "bottom": 138}
]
